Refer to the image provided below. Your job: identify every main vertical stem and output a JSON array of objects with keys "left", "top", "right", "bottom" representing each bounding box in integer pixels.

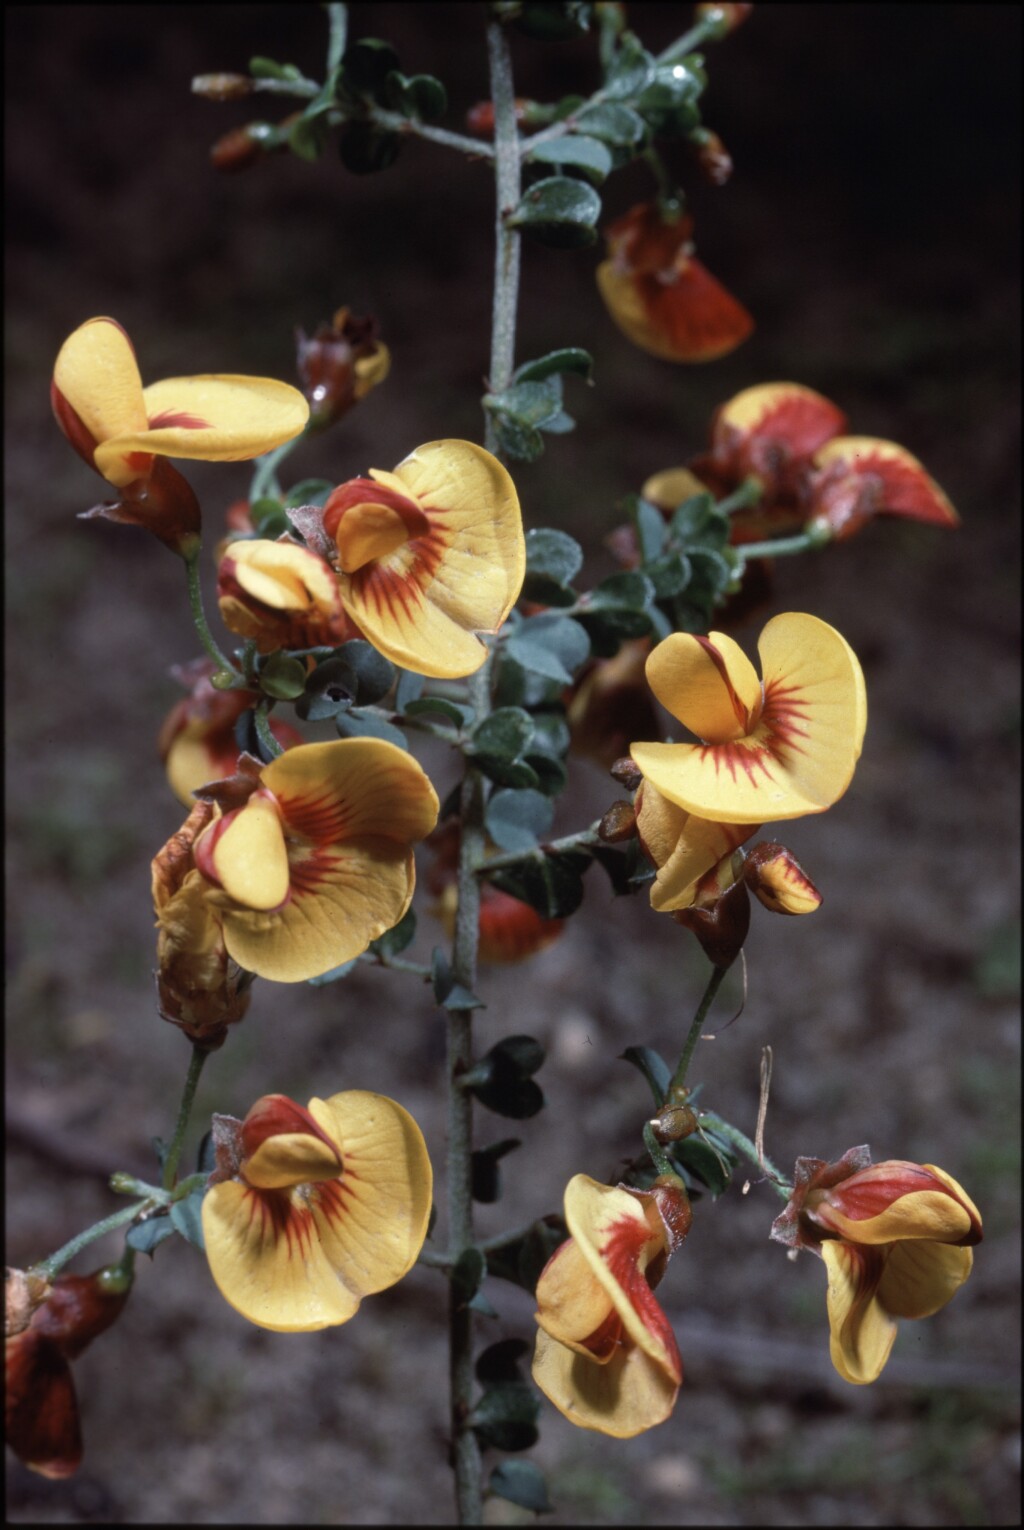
[{"left": 446, "top": 22, "right": 522, "bottom": 1525}]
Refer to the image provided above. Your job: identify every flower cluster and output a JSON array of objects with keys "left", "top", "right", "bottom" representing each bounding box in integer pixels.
[
  {"left": 628, "top": 611, "right": 866, "bottom": 963},
  {"left": 646, "top": 380, "right": 958, "bottom": 545},
  {"left": 217, "top": 437, "right": 526, "bottom": 679}
]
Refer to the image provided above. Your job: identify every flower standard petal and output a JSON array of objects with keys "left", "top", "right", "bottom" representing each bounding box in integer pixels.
[
  {"left": 331, "top": 440, "right": 525, "bottom": 679},
  {"left": 632, "top": 613, "right": 866, "bottom": 824},
  {"left": 202, "top": 1090, "right": 431, "bottom": 1333},
  {"left": 821, "top": 1240, "right": 897, "bottom": 1385},
  {"left": 596, "top": 257, "right": 753, "bottom": 363},
  {"left": 806, "top": 1160, "right": 981, "bottom": 1246},
  {"left": 713, "top": 381, "right": 847, "bottom": 463}
]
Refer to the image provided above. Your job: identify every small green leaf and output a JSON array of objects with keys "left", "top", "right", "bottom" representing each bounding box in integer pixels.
[
  {"left": 249, "top": 497, "right": 290, "bottom": 538},
  {"left": 604, "top": 32, "right": 655, "bottom": 98},
  {"left": 249, "top": 56, "right": 304, "bottom": 82},
  {"left": 470, "top": 1384, "right": 540, "bottom": 1453},
  {"left": 485, "top": 377, "right": 564, "bottom": 429},
  {"left": 646, "top": 550, "right": 692, "bottom": 599},
  {"left": 284, "top": 478, "right": 335, "bottom": 510},
  {"left": 339, "top": 121, "right": 403, "bottom": 174},
  {"left": 506, "top": 612, "right": 590, "bottom": 685},
  {"left": 394, "top": 668, "right": 425, "bottom": 708},
  {"left": 334, "top": 639, "right": 397, "bottom": 704},
  {"left": 295, "top": 656, "right": 357, "bottom": 721},
  {"left": 287, "top": 112, "right": 330, "bottom": 162},
  {"left": 468, "top": 1033, "right": 546, "bottom": 1119},
  {"left": 527, "top": 133, "right": 613, "bottom": 184},
  {"left": 467, "top": 707, "right": 535, "bottom": 762},
  {"left": 335, "top": 708, "right": 407, "bottom": 748},
  {"left": 402, "top": 696, "right": 472, "bottom": 728},
  {"left": 507, "top": 176, "right": 602, "bottom": 249},
  {"left": 341, "top": 36, "right": 400, "bottom": 95},
  {"left": 369, "top": 907, "right": 416, "bottom": 959},
  {"left": 620, "top": 1045, "right": 672, "bottom": 1107},
  {"left": 524, "top": 526, "right": 584, "bottom": 584},
  {"left": 489, "top": 413, "right": 545, "bottom": 462},
  {"left": 476, "top": 1337, "right": 531, "bottom": 1384},
  {"left": 384, "top": 69, "right": 448, "bottom": 122},
  {"left": 471, "top": 1138, "right": 521, "bottom": 1204},
  {"left": 259, "top": 652, "right": 307, "bottom": 701},
  {"left": 485, "top": 788, "right": 554, "bottom": 852},
  {"left": 633, "top": 495, "right": 667, "bottom": 560},
  {"left": 573, "top": 101, "right": 646, "bottom": 147},
  {"left": 169, "top": 1189, "right": 206, "bottom": 1250},
  {"left": 673, "top": 1130, "right": 734, "bottom": 1196},
  {"left": 512, "top": 2, "right": 593, "bottom": 42},
  {"left": 488, "top": 1461, "right": 554, "bottom": 1515},
  {"left": 126, "top": 1215, "right": 175, "bottom": 1256},
  {"left": 514, "top": 348, "right": 593, "bottom": 385},
  {"left": 485, "top": 1215, "right": 567, "bottom": 1292},
  {"left": 489, "top": 850, "right": 589, "bottom": 920},
  {"left": 431, "top": 948, "right": 485, "bottom": 1011},
  {"left": 670, "top": 492, "right": 726, "bottom": 546}
]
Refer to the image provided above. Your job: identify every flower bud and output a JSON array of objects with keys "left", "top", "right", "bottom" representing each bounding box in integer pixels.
[
  {"left": 598, "top": 800, "right": 637, "bottom": 842},
  {"left": 691, "top": 127, "right": 733, "bottom": 186},
  {"left": 191, "top": 72, "right": 254, "bottom": 101},
  {"left": 695, "top": 3, "right": 754, "bottom": 37},
  {"left": 673, "top": 873, "right": 751, "bottom": 968},
  {"left": 610, "top": 756, "right": 643, "bottom": 791},
  {"left": 295, "top": 307, "right": 390, "bottom": 429}
]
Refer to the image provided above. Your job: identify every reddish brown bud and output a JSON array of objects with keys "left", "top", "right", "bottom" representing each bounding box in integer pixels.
[
  {"left": 692, "top": 128, "right": 733, "bottom": 186},
  {"left": 295, "top": 307, "right": 390, "bottom": 429},
  {"left": 598, "top": 800, "right": 637, "bottom": 842},
  {"left": 192, "top": 72, "right": 254, "bottom": 101},
  {"left": 610, "top": 756, "right": 643, "bottom": 791},
  {"left": 673, "top": 876, "right": 751, "bottom": 968}
]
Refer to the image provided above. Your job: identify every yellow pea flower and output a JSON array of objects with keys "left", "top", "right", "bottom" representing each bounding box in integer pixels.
[
  {"left": 532, "top": 1174, "right": 691, "bottom": 1437},
  {"left": 630, "top": 612, "right": 867, "bottom": 825},
  {"left": 771, "top": 1147, "right": 982, "bottom": 1384},
  {"left": 202, "top": 1091, "right": 432, "bottom": 1332}
]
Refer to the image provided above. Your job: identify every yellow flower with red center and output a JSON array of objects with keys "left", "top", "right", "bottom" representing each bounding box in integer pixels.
[
  {"left": 532, "top": 1174, "right": 691, "bottom": 1437},
  {"left": 202, "top": 1091, "right": 432, "bottom": 1332},
  {"left": 52, "top": 317, "right": 309, "bottom": 491},
  {"left": 771, "top": 1147, "right": 982, "bottom": 1384},
  {"left": 5, "top": 1264, "right": 132, "bottom": 1479},
  {"left": 191, "top": 739, "right": 439, "bottom": 983},
  {"left": 596, "top": 202, "right": 753, "bottom": 363},
  {"left": 321, "top": 439, "right": 525, "bottom": 678},
  {"left": 216, "top": 538, "right": 357, "bottom": 655},
  {"left": 158, "top": 659, "right": 304, "bottom": 807},
  {"left": 630, "top": 612, "right": 867, "bottom": 824}
]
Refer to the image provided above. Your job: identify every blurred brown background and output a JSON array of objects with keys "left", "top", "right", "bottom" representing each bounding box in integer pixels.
[{"left": 5, "top": 4, "right": 1020, "bottom": 1524}]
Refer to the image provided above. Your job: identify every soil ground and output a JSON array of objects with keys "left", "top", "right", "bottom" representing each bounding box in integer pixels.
[{"left": 5, "top": 5, "right": 1020, "bottom": 1525}]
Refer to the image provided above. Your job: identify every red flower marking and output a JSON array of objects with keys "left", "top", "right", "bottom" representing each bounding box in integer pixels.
[
  {"left": 349, "top": 522, "right": 446, "bottom": 623},
  {"left": 277, "top": 788, "right": 350, "bottom": 842},
  {"left": 739, "top": 393, "right": 846, "bottom": 463},
  {"left": 698, "top": 738, "right": 778, "bottom": 787},
  {"left": 581, "top": 1302, "right": 626, "bottom": 1361},
  {"left": 600, "top": 1213, "right": 682, "bottom": 1383},
  {"left": 147, "top": 408, "right": 213, "bottom": 431},
  {"left": 821, "top": 1165, "right": 945, "bottom": 1222},
  {"left": 759, "top": 679, "right": 811, "bottom": 760},
  {"left": 693, "top": 634, "right": 762, "bottom": 734},
  {"left": 286, "top": 848, "right": 341, "bottom": 896}
]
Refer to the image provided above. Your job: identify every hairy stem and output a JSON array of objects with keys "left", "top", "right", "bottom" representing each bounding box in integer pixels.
[
  {"left": 185, "top": 553, "right": 238, "bottom": 676},
  {"left": 162, "top": 1044, "right": 209, "bottom": 1192},
  {"left": 667, "top": 963, "right": 728, "bottom": 1098},
  {"left": 34, "top": 1203, "right": 146, "bottom": 1280},
  {"left": 698, "top": 1113, "right": 792, "bottom": 1200}
]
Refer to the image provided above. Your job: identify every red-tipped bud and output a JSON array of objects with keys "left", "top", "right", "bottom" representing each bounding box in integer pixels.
[
  {"left": 691, "top": 128, "right": 733, "bottom": 186},
  {"left": 743, "top": 841, "right": 822, "bottom": 915},
  {"left": 295, "top": 307, "right": 390, "bottom": 429}
]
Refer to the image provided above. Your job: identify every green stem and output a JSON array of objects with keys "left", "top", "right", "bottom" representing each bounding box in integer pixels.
[
  {"left": 369, "top": 109, "right": 495, "bottom": 159},
  {"left": 667, "top": 964, "right": 728, "bottom": 1098},
  {"left": 698, "top": 1113, "right": 792, "bottom": 1201},
  {"left": 737, "top": 530, "right": 828, "bottom": 561},
  {"left": 34, "top": 1204, "right": 147, "bottom": 1281},
  {"left": 476, "top": 822, "right": 602, "bottom": 876},
  {"left": 162, "top": 1045, "right": 209, "bottom": 1192},
  {"left": 642, "top": 1121, "right": 677, "bottom": 1178},
  {"left": 185, "top": 553, "right": 239, "bottom": 676},
  {"left": 656, "top": 15, "right": 729, "bottom": 65},
  {"left": 249, "top": 437, "right": 303, "bottom": 503},
  {"left": 254, "top": 703, "right": 285, "bottom": 759},
  {"left": 715, "top": 475, "right": 763, "bottom": 515},
  {"left": 325, "top": 2, "right": 347, "bottom": 73},
  {"left": 485, "top": 19, "right": 523, "bottom": 423}
]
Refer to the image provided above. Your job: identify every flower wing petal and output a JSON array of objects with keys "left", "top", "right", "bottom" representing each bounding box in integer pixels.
[
  {"left": 821, "top": 1239, "right": 897, "bottom": 1385},
  {"left": 534, "top": 1237, "right": 615, "bottom": 1351},
  {"left": 307, "top": 1091, "right": 433, "bottom": 1295},
  {"left": 260, "top": 739, "right": 440, "bottom": 846},
  {"left": 645, "top": 631, "right": 763, "bottom": 742},
  {"left": 53, "top": 318, "right": 149, "bottom": 484},
  {"left": 114, "top": 374, "right": 309, "bottom": 471},
  {"left": 597, "top": 259, "right": 752, "bottom": 362},
  {"left": 877, "top": 1240, "right": 973, "bottom": 1320}
]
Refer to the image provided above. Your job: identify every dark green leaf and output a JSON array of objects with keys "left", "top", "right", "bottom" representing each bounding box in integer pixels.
[
  {"left": 492, "top": 653, "right": 565, "bottom": 711},
  {"left": 470, "top": 1382, "right": 540, "bottom": 1453},
  {"left": 646, "top": 550, "right": 692, "bottom": 599},
  {"left": 248, "top": 56, "right": 304, "bottom": 81},
  {"left": 169, "top": 1189, "right": 206, "bottom": 1249},
  {"left": 488, "top": 1461, "right": 553, "bottom": 1515},
  {"left": 369, "top": 907, "right": 416, "bottom": 959},
  {"left": 468, "top": 1033, "right": 546, "bottom": 1118},
  {"left": 527, "top": 134, "right": 613, "bottom": 184},
  {"left": 514, "top": 348, "right": 593, "bottom": 385},
  {"left": 512, "top": 2, "right": 593, "bottom": 42},
  {"left": 484, "top": 378, "right": 564, "bottom": 429},
  {"left": 485, "top": 1215, "right": 567, "bottom": 1292},
  {"left": 604, "top": 32, "right": 655, "bottom": 98},
  {"left": 573, "top": 101, "right": 646, "bottom": 147},
  {"left": 402, "top": 696, "right": 472, "bottom": 728},
  {"left": 467, "top": 707, "right": 535, "bottom": 763},
  {"left": 295, "top": 656, "right": 357, "bottom": 720},
  {"left": 506, "top": 613, "right": 590, "bottom": 685},
  {"left": 522, "top": 526, "right": 583, "bottom": 605},
  {"left": 670, "top": 492, "right": 726, "bottom": 546},
  {"left": 489, "top": 850, "right": 589, "bottom": 920},
  {"left": 335, "top": 708, "right": 407, "bottom": 748},
  {"left": 589, "top": 841, "right": 634, "bottom": 895},
  {"left": 673, "top": 1131, "right": 734, "bottom": 1196},
  {"left": 527, "top": 708, "right": 571, "bottom": 759},
  {"left": 471, "top": 1139, "right": 522, "bottom": 1204},
  {"left": 307, "top": 957, "right": 359, "bottom": 986},
  {"left": 633, "top": 495, "right": 667, "bottom": 560},
  {"left": 485, "top": 788, "right": 554, "bottom": 852},
  {"left": 259, "top": 652, "right": 307, "bottom": 701},
  {"left": 394, "top": 667, "right": 425, "bottom": 708},
  {"left": 620, "top": 1045, "right": 672, "bottom": 1108},
  {"left": 249, "top": 497, "right": 289, "bottom": 538},
  {"left": 126, "top": 1214, "right": 175, "bottom": 1256},
  {"left": 476, "top": 1337, "right": 531, "bottom": 1384},
  {"left": 384, "top": 69, "right": 447, "bottom": 122},
  {"left": 431, "top": 947, "right": 485, "bottom": 1011},
  {"left": 341, "top": 36, "right": 400, "bottom": 95},
  {"left": 451, "top": 1246, "right": 486, "bottom": 1308},
  {"left": 334, "top": 639, "right": 397, "bottom": 704},
  {"left": 338, "top": 121, "right": 403, "bottom": 174},
  {"left": 287, "top": 112, "right": 330, "bottom": 162},
  {"left": 489, "top": 412, "right": 545, "bottom": 462},
  {"left": 284, "top": 478, "right": 335, "bottom": 510},
  {"left": 536, "top": 408, "right": 575, "bottom": 434},
  {"left": 507, "top": 176, "right": 601, "bottom": 249}
]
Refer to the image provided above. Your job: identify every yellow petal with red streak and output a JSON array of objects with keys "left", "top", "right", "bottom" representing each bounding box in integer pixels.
[
  {"left": 821, "top": 1239, "right": 896, "bottom": 1385},
  {"left": 535, "top": 1237, "right": 615, "bottom": 1354},
  {"left": 209, "top": 792, "right": 290, "bottom": 911},
  {"left": 261, "top": 738, "right": 439, "bottom": 846},
  {"left": 877, "top": 1240, "right": 973, "bottom": 1320},
  {"left": 335, "top": 501, "right": 415, "bottom": 572},
  {"left": 338, "top": 440, "right": 525, "bottom": 679},
  {"left": 814, "top": 437, "right": 958, "bottom": 526},
  {"left": 532, "top": 1327, "right": 679, "bottom": 1436},
  {"left": 714, "top": 382, "right": 846, "bottom": 453},
  {"left": 108, "top": 373, "right": 309, "bottom": 473},
  {"left": 201, "top": 1178, "right": 362, "bottom": 1332},
  {"left": 53, "top": 318, "right": 149, "bottom": 484},
  {"left": 645, "top": 631, "right": 763, "bottom": 742},
  {"left": 636, "top": 783, "right": 753, "bottom": 912},
  {"left": 306, "top": 1091, "right": 433, "bottom": 1295},
  {"left": 224, "top": 539, "right": 339, "bottom": 612}
]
